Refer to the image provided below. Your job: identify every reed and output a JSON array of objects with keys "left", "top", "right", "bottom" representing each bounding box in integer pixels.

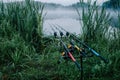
[{"left": 0, "top": 0, "right": 45, "bottom": 79}]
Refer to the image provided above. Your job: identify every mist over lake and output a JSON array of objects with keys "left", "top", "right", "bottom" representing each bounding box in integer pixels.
[
  {"left": 42, "top": 4, "right": 119, "bottom": 36},
  {"left": 43, "top": 7, "right": 83, "bottom": 35}
]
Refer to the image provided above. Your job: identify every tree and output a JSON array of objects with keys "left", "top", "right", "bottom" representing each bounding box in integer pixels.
[
  {"left": 109, "top": 0, "right": 120, "bottom": 8},
  {"left": 103, "top": 0, "right": 120, "bottom": 8}
]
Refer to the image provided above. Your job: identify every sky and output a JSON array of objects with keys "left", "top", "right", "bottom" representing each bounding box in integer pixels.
[{"left": 3, "top": 0, "right": 109, "bottom": 6}]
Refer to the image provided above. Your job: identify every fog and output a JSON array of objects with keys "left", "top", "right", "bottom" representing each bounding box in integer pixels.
[
  {"left": 42, "top": 7, "right": 119, "bottom": 35},
  {"left": 43, "top": 8, "right": 82, "bottom": 35}
]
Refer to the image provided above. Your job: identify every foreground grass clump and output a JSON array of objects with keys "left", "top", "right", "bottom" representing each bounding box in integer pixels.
[{"left": 0, "top": 0, "right": 47, "bottom": 79}]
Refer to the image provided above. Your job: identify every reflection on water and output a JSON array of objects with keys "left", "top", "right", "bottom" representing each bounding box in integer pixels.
[
  {"left": 43, "top": 9, "right": 82, "bottom": 35},
  {"left": 43, "top": 18, "right": 82, "bottom": 35},
  {"left": 43, "top": 8, "right": 119, "bottom": 35}
]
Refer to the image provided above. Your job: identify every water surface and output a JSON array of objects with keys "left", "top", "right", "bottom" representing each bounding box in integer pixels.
[
  {"left": 43, "top": 8, "right": 82, "bottom": 35},
  {"left": 42, "top": 8, "right": 118, "bottom": 36}
]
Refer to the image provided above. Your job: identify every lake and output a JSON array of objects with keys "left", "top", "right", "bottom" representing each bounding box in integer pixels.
[
  {"left": 42, "top": 8, "right": 118, "bottom": 36},
  {"left": 43, "top": 8, "right": 83, "bottom": 35}
]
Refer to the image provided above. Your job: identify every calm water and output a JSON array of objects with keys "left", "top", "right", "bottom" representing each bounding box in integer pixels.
[
  {"left": 43, "top": 9, "right": 82, "bottom": 35},
  {"left": 42, "top": 8, "right": 118, "bottom": 35}
]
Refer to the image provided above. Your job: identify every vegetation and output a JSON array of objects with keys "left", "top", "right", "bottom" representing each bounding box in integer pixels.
[
  {"left": 103, "top": 0, "right": 120, "bottom": 8},
  {"left": 0, "top": 0, "right": 120, "bottom": 80},
  {"left": 0, "top": 0, "right": 45, "bottom": 79},
  {"left": 78, "top": 0, "right": 120, "bottom": 80}
]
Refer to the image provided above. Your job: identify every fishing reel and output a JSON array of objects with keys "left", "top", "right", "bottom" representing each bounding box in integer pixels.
[
  {"left": 57, "top": 40, "right": 94, "bottom": 64},
  {"left": 57, "top": 43, "right": 85, "bottom": 64},
  {"left": 51, "top": 25, "right": 108, "bottom": 73}
]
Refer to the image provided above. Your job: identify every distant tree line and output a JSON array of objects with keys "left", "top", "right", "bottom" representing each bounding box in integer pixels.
[{"left": 103, "top": 0, "right": 120, "bottom": 8}]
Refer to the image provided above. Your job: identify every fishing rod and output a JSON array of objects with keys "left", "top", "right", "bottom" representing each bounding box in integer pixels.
[
  {"left": 56, "top": 25, "right": 109, "bottom": 63},
  {"left": 53, "top": 25, "right": 92, "bottom": 57},
  {"left": 53, "top": 25, "right": 90, "bottom": 80},
  {"left": 68, "top": 39, "right": 86, "bottom": 80},
  {"left": 53, "top": 25, "right": 86, "bottom": 56},
  {"left": 51, "top": 26, "right": 81, "bottom": 71}
]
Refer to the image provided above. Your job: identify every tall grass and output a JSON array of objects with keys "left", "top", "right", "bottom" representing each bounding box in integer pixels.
[
  {"left": 0, "top": 0, "right": 45, "bottom": 79},
  {"left": 0, "top": 0, "right": 44, "bottom": 53},
  {"left": 76, "top": 0, "right": 120, "bottom": 80},
  {"left": 77, "top": 1, "right": 111, "bottom": 43}
]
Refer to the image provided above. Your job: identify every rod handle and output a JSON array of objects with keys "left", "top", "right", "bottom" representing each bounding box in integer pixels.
[
  {"left": 91, "top": 49, "right": 108, "bottom": 63},
  {"left": 74, "top": 61, "right": 81, "bottom": 71},
  {"left": 90, "top": 49, "right": 99, "bottom": 56},
  {"left": 99, "top": 56, "right": 109, "bottom": 63}
]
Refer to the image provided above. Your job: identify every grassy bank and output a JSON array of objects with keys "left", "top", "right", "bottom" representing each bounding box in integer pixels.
[
  {"left": 0, "top": 0, "right": 120, "bottom": 80},
  {"left": 0, "top": 0, "right": 45, "bottom": 79}
]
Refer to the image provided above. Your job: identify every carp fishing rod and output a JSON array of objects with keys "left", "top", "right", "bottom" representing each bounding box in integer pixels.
[
  {"left": 52, "top": 25, "right": 94, "bottom": 80},
  {"left": 53, "top": 25, "right": 90, "bottom": 57},
  {"left": 51, "top": 26, "right": 81, "bottom": 71},
  {"left": 56, "top": 25, "right": 108, "bottom": 63}
]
